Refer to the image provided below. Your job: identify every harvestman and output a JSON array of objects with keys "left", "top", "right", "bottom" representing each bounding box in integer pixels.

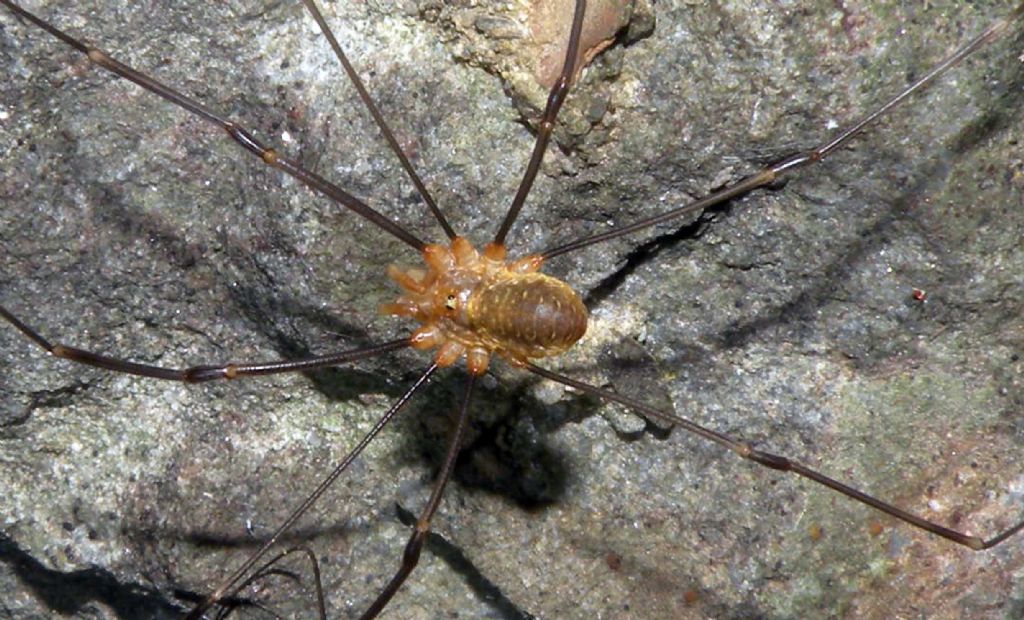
[{"left": 2, "top": 0, "right": 1024, "bottom": 617}]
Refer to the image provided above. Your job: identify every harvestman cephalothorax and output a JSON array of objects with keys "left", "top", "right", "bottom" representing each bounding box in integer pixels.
[{"left": 2, "top": 0, "right": 1024, "bottom": 614}]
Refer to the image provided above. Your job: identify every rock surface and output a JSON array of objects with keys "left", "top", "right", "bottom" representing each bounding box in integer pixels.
[{"left": 1, "top": 1, "right": 1023, "bottom": 618}]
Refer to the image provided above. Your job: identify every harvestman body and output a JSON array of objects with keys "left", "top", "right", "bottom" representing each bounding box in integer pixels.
[{"left": 2, "top": 0, "right": 1024, "bottom": 617}]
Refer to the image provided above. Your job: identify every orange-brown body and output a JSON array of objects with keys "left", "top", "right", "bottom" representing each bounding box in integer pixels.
[{"left": 381, "top": 237, "right": 587, "bottom": 375}]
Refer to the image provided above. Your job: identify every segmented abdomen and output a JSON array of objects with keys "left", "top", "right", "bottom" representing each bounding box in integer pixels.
[{"left": 468, "top": 272, "right": 587, "bottom": 360}]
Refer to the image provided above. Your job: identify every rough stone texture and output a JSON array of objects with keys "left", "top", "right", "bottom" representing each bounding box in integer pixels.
[{"left": 1, "top": 1, "right": 1023, "bottom": 619}]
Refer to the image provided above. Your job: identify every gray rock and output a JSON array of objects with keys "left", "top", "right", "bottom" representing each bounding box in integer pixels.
[{"left": 1, "top": 1, "right": 1022, "bottom": 618}]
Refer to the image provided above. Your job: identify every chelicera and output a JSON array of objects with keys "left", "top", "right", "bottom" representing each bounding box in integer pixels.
[{"left": 2, "top": 1, "right": 1023, "bottom": 617}]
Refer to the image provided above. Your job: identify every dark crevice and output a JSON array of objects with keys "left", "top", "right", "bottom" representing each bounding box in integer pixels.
[
  {"left": 1, "top": 380, "right": 99, "bottom": 434},
  {"left": 583, "top": 200, "right": 731, "bottom": 310}
]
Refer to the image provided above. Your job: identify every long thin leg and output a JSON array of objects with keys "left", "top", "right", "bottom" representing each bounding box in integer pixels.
[
  {"left": 540, "top": 1, "right": 1024, "bottom": 260},
  {"left": 360, "top": 372, "right": 478, "bottom": 620},
  {"left": 526, "top": 363, "right": 1024, "bottom": 550},
  {"left": 186, "top": 363, "right": 440, "bottom": 620},
  {"left": 213, "top": 546, "right": 327, "bottom": 620},
  {"left": 0, "top": 303, "right": 408, "bottom": 383},
  {"left": 299, "top": 0, "right": 456, "bottom": 241},
  {"left": 0, "top": 0, "right": 426, "bottom": 252},
  {"left": 493, "top": 0, "right": 587, "bottom": 246}
]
